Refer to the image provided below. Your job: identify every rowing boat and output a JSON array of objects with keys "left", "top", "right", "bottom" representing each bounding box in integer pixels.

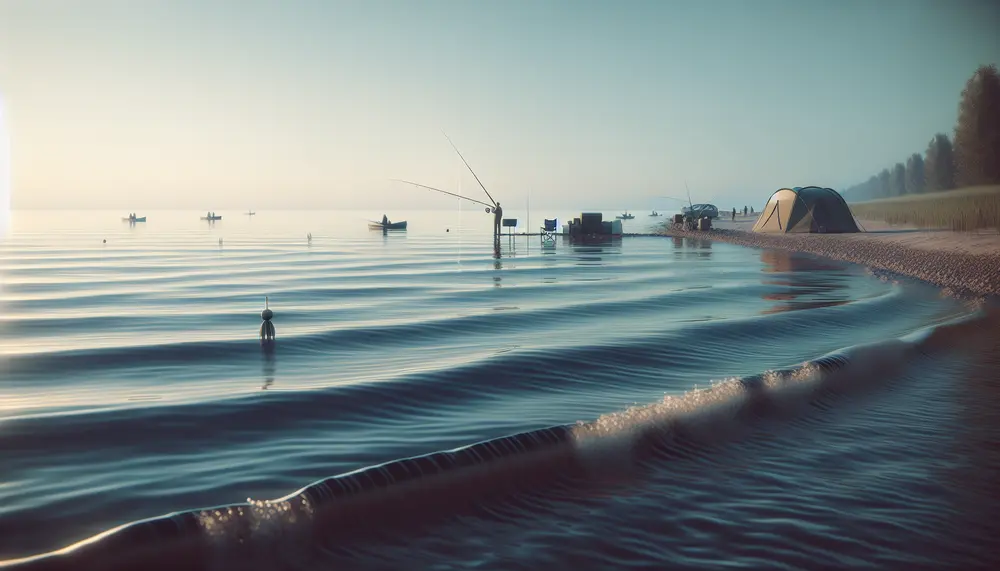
[
  {"left": 122, "top": 217, "right": 146, "bottom": 222},
  {"left": 201, "top": 216, "right": 223, "bottom": 221},
  {"left": 368, "top": 221, "right": 407, "bottom": 230}
]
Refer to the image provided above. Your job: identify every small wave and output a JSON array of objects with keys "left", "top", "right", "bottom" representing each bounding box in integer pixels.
[
  {"left": 4, "top": 305, "right": 996, "bottom": 571},
  {"left": 0, "top": 279, "right": 920, "bottom": 380}
]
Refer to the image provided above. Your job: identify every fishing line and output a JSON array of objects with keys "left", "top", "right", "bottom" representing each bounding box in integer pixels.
[{"left": 391, "top": 179, "right": 495, "bottom": 211}]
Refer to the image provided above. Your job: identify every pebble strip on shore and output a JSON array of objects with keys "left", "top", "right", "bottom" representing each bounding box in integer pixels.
[{"left": 658, "top": 225, "right": 1000, "bottom": 299}]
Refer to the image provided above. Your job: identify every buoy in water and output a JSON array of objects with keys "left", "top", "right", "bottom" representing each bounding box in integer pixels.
[{"left": 260, "top": 296, "right": 275, "bottom": 344}]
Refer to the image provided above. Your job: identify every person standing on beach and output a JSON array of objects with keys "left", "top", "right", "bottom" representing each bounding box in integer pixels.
[
  {"left": 493, "top": 202, "right": 503, "bottom": 238},
  {"left": 732, "top": 207, "right": 736, "bottom": 221}
]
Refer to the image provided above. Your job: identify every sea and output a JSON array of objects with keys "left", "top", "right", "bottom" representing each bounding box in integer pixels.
[{"left": 1, "top": 209, "right": 998, "bottom": 571}]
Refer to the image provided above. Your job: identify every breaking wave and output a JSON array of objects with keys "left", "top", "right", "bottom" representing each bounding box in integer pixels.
[{"left": 5, "top": 304, "right": 996, "bottom": 571}]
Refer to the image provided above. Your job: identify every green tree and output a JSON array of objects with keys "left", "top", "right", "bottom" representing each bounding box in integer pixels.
[
  {"left": 878, "top": 168, "right": 891, "bottom": 197},
  {"left": 865, "top": 175, "right": 878, "bottom": 198},
  {"left": 890, "top": 162, "right": 907, "bottom": 196},
  {"left": 845, "top": 175, "right": 880, "bottom": 202},
  {"left": 905, "top": 153, "right": 925, "bottom": 194},
  {"left": 924, "top": 133, "right": 955, "bottom": 191},
  {"left": 953, "top": 64, "right": 1000, "bottom": 186}
]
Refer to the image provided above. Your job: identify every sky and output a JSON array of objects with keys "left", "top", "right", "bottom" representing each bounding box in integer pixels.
[{"left": 0, "top": 0, "right": 997, "bottom": 211}]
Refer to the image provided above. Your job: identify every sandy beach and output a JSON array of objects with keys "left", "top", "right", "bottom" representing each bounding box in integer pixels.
[{"left": 660, "top": 216, "right": 1000, "bottom": 298}]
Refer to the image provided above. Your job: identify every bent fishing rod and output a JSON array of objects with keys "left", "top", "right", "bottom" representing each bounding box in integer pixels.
[
  {"left": 391, "top": 179, "right": 497, "bottom": 212},
  {"left": 442, "top": 131, "right": 498, "bottom": 208}
]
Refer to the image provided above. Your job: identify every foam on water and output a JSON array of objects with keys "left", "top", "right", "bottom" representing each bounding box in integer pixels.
[{"left": 3, "top": 305, "right": 996, "bottom": 571}]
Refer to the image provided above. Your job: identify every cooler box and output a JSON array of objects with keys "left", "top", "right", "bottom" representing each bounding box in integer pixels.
[{"left": 581, "top": 212, "right": 603, "bottom": 234}]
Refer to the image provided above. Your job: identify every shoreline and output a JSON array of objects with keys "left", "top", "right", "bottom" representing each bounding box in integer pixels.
[{"left": 657, "top": 219, "right": 1000, "bottom": 299}]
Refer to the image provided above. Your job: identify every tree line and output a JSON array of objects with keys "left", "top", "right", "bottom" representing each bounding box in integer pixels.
[{"left": 843, "top": 64, "right": 1000, "bottom": 201}]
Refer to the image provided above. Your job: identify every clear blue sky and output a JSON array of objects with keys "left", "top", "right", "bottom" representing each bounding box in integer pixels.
[{"left": 0, "top": 0, "right": 996, "bottom": 210}]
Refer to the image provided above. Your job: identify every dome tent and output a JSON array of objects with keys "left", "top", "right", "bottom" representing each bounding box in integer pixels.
[{"left": 751, "top": 186, "right": 861, "bottom": 233}]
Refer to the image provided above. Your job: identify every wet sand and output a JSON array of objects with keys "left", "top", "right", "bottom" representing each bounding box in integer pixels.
[{"left": 660, "top": 217, "right": 1000, "bottom": 298}]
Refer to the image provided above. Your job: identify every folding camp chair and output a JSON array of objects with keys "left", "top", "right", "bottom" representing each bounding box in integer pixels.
[{"left": 540, "top": 218, "right": 557, "bottom": 245}]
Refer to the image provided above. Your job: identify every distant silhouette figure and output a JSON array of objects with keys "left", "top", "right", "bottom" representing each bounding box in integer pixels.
[
  {"left": 743, "top": 206, "right": 748, "bottom": 216},
  {"left": 732, "top": 207, "right": 736, "bottom": 221},
  {"left": 493, "top": 202, "right": 503, "bottom": 237},
  {"left": 382, "top": 214, "right": 389, "bottom": 226}
]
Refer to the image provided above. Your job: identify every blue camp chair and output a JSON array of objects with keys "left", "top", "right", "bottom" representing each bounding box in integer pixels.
[{"left": 540, "top": 218, "right": 557, "bottom": 244}]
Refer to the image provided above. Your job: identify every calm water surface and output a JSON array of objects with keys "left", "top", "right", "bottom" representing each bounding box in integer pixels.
[{"left": 0, "top": 210, "right": 997, "bottom": 570}]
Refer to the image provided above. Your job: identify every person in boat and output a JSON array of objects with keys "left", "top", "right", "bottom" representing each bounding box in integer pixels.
[
  {"left": 382, "top": 214, "right": 389, "bottom": 226},
  {"left": 493, "top": 202, "right": 503, "bottom": 237}
]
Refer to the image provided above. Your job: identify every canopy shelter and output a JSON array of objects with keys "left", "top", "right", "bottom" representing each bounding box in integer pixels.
[{"left": 752, "top": 187, "right": 861, "bottom": 233}]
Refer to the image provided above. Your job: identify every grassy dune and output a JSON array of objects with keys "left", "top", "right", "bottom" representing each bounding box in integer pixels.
[{"left": 848, "top": 185, "right": 1000, "bottom": 232}]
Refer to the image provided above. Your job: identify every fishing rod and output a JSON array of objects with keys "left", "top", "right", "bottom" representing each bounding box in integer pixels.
[
  {"left": 391, "top": 178, "right": 496, "bottom": 212},
  {"left": 659, "top": 195, "right": 691, "bottom": 205},
  {"left": 442, "top": 131, "right": 497, "bottom": 207}
]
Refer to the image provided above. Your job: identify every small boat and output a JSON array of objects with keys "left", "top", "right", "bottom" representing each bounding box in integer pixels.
[
  {"left": 201, "top": 215, "right": 223, "bottom": 221},
  {"left": 122, "top": 216, "right": 146, "bottom": 222},
  {"left": 368, "top": 221, "right": 408, "bottom": 231},
  {"left": 648, "top": 211, "right": 662, "bottom": 217},
  {"left": 246, "top": 211, "right": 255, "bottom": 216},
  {"left": 616, "top": 212, "right": 635, "bottom": 220}
]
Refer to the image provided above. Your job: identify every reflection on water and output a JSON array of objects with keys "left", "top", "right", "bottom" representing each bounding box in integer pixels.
[
  {"left": 261, "top": 344, "right": 276, "bottom": 390},
  {"left": 492, "top": 238, "right": 504, "bottom": 288},
  {"left": 671, "top": 236, "right": 713, "bottom": 259},
  {"left": 759, "top": 249, "right": 852, "bottom": 314},
  {"left": 541, "top": 245, "right": 558, "bottom": 284},
  {"left": 570, "top": 238, "right": 621, "bottom": 266},
  {"left": 493, "top": 257, "right": 502, "bottom": 288}
]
